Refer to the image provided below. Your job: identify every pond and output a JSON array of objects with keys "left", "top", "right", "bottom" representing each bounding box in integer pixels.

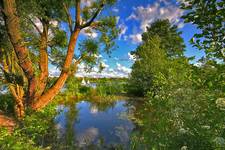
[
  {"left": 55, "top": 100, "right": 136, "bottom": 149},
  {"left": 53, "top": 97, "right": 223, "bottom": 149}
]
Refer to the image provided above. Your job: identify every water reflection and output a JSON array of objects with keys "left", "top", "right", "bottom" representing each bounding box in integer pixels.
[{"left": 55, "top": 100, "right": 134, "bottom": 149}]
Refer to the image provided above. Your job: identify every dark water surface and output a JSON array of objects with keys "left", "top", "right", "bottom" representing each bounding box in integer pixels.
[{"left": 55, "top": 100, "right": 135, "bottom": 149}]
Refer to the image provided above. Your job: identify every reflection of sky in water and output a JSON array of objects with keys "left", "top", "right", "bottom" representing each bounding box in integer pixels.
[
  {"left": 55, "top": 101, "right": 134, "bottom": 147},
  {"left": 55, "top": 106, "right": 69, "bottom": 137}
]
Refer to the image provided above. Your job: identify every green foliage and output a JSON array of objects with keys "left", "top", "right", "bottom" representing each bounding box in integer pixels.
[
  {"left": 128, "top": 36, "right": 167, "bottom": 96},
  {"left": 130, "top": 87, "right": 225, "bottom": 150},
  {"left": 128, "top": 15, "right": 225, "bottom": 150},
  {"left": 0, "top": 104, "right": 57, "bottom": 150},
  {"left": 128, "top": 37, "right": 190, "bottom": 96},
  {"left": 0, "top": 128, "right": 44, "bottom": 150},
  {"left": 0, "top": 93, "right": 14, "bottom": 114},
  {"left": 96, "top": 78, "right": 126, "bottom": 96},
  {"left": 192, "top": 59, "right": 225, "bottom": 92},
  {"left": 141, "top": 19, "right": 185, "bottom": 57},
  {"left": 128, "top": 20, "right": 189, "bottom": 96},
  {"left": 181, "top": 0, "right": 225, "bottom": 61},
  {"left": 79, "top": 39, "right": 99, "bottom": 67}
]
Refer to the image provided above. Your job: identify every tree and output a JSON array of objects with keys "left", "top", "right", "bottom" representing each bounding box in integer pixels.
[
  {"left": 129, "top": 20, "right": 189, "bottom": 96},
  {"left": 142, "top": 19, "right": 185, "bottom": 58},
  {"left": 0, "top": 0, "right": 119, "bottom": 120},
  {"left": 181, "top": 0, "right": 225, "bottom": 62},
  {"left": 129, "top": 36, "right": 168, "bottom": 96}
]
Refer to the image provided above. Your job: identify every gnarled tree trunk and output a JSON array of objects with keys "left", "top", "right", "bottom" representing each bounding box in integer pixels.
[
  {"left": 2, "top": 0, "right": 101, "bottom": 114},
  {"left": 31, "top": 29, "right": 80, "bottom": 110},
  {"left": 2, "top": 0, "right": 37, "bottom": 105},
  {"left": 34, "top": 21, "right": 49, "bottom": 100}
]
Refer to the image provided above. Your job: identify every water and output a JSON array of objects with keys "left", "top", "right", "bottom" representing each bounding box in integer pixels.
[{"left": 55, "top": 100, "right": 135, "bottom": 149}]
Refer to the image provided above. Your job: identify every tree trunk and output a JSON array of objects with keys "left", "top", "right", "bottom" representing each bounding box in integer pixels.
[
  {"left": 31, "top": 29, "right": 80, "bottom": 110},
  {"left": 3, "top": 0, "right": 37, "bottom": 104},
  {"left": 14, "top": 98, "right": 25, "bottom": 119},
  {"left": 8, "top": 85, "right": 25, "bottom": 119},
  {"left": 35, "top": 22, "right": 49, "bottom": 99},
  {"left": 3, "top": 0, "right": 82, "bottom": 111}
]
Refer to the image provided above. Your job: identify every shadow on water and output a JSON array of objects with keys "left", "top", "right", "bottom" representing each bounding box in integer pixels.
[{"left": 54, "top": 99, "right": 139, "bottom": 149}]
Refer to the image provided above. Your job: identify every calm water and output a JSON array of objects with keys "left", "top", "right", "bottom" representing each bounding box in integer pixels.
[{"left": 55, "top": 100, "right": 135, "bottom": 149}]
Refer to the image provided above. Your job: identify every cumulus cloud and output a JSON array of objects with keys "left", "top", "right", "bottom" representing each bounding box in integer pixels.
[
  {"left": 82, "top": 0, "right": 94, "bottom": 7},
  {"left": 80, "top": 27, "right": 98, "bottom": 38},
  {"left": 129, "top": 33, "right": 142, "bottom": 44},
  {"left": 75, "top": 62, "right": 131, "bottom": 78},
  {"left": 49, "top": 66, "right": 60, "bottom": 77},
  {"left": 118, "top": 23, "right": 128, "bottom": 40},
  {"left": 116, "top": 63, "right": 132, "bottom": 74},
  {"left": 112, "top": 8, "right": 119, "bottom": 13},
  {"left": 127, "top": 0, "right": 184, "bottom": 43},
  {"left": 128, "top": 52, "right": 136, "bottom": 61},
  {"left": 127, "top": 0, "right": 184, "bottom": 32}
]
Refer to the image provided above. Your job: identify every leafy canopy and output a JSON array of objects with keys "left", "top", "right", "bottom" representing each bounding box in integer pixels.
[
  {"left": 141, "top": 19, "right": 185, "bottom": 58},
  {"left": 181, "top": 0, "right": 225, "bottom": 61},
  {"left": 129, "top": 20, "right": 189, "bottom": 96}
]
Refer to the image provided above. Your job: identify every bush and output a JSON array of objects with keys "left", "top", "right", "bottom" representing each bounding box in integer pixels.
[
  {"left": 0, "top": 104, "right": 58, "bottom": 150},
  {"left": 0, "top": 93, "right": 14, "bottom": 114},
  {"left": 130, "top": 87, "right": 225, "bottom": 149}
]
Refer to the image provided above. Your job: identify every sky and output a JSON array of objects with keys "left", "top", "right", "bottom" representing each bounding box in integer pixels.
[{"left": 50, "top": 0, "right": 205, "bottom": 78}]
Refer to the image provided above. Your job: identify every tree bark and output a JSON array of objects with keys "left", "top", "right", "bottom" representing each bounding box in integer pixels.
[
  {"left": 8, "top": 85, "right": 25, "bottom": 119},
  {"left": 35, "top": 21, "right": 49, "bottom": 99},
  {"left": 2, "top": 0, "right": 37, "bottom": 104},
  {"left": 31, "top": 29, "right": 80, "bottom": 110}
]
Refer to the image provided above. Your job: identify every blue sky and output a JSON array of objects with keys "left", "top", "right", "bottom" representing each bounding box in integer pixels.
[{"left": 50, "top": 0, "right": 205, "bottom": 78}]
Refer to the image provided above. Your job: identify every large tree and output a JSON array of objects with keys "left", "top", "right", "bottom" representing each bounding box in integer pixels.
[
  {"left": 0, "top": 0, "right": 118, "bottom": 121},
  {"left": 129, "top": 20, "right": 189, "bottom": 96},
  {"left": 180, "top": 0, "right": 225, "bottom": 62},
  {"left": 141, "top": 19, "right": 185, "bottom": 58}
]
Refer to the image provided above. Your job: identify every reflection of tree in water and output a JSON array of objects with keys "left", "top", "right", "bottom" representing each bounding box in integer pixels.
[
  {"left": 115, "top": 125, "right": 131, "bottom": 144},
  {"left": 126, "top": 95, "right": 225, "bottom": 149},
  {"left": 55, "top": 100, "right": 136, "bottom": 149},
  {"left": 89, "top": 100, "right": 117, "bottom": 112},
  {"left": 76, "top": 127, "right": 99, "bottom": 147},
  {"left": 56, "top": 104, "right": 78, "bottom": 150}
]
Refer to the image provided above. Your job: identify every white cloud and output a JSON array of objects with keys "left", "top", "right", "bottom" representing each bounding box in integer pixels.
[
  {"left": 33, "top": 17, "right": 43, "bottom": 32},
  {"left": 80, "top": 27, "right": 98, "bottom": 38},
  {"left": 126, "top": 13, "right": 137, "bottom": 21},
  {"left": 101, "top": 61, "right": 109, "bottom": 68},
  {"left": 128, "top": 52, "right": 136, "bottom": 61},
  {"left": 129, "top": 33, "right": 142, "bottom": 44},
  {"left": 112, "top": 8, "right": 119, "bottom": 13},
  {"left": 126, "top": 0, "right": 184, "bottom": 44},
  {"left": 116, "top": 16, "right": 120, "bottom": 23},
  {"left": 118, "top": 23, "right": 128, "bottom": 40},
  {"left": 114, "top": 57, "right": 119, "bottom": 61},
  {"left": 82, "top": 0, "right": 94, "bottom": 7},
  {"left": 75, "top": 62, "right": 131, "bottom": 78},
  {"left": 49, "top": 66, "right": 60, "bottom": 77},
  {"left": 116, "top": 63, "right": 132, "bottom": 75},
  {"left": 93, "top": 54, "right": 102, "bottom": 59}
]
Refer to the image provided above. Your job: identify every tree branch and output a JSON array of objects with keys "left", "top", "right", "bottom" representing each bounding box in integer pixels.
[
  {"left": 75, "top": 0, "right": 81, "bottom": 29},
  {"left": 35, "top": 20, "right": 49, "bottom": 99},
  {"left": 3, "top": 0, "right": 36, "bottom": 104},
  {"left": 26, "top": 17, "right": 42, "bottom": 35},
  {"left": 69, "top": 54, "right": 86, "bottom": 75},
  {"left": 63, "top": 3, "right": 73, "bottom": 33},
  {"left": 81, "top": 3, "right": 104, "bottom": 29},
  {"left": 220, "top": 48, "right": 225, "bottom": 61}
]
